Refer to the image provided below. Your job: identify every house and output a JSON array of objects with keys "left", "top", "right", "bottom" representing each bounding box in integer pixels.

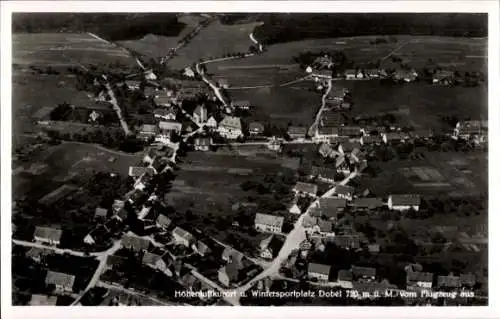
[
  {"left": 352, "top": 265, "right": 376, "bottom": 281},
  {"left": 83, "top": 225, "right": 110, "bottom": 245},
  {"left": 308, "top": 263, "right": 331, "bottom": 282},
  {"left": 367, "top": 243, "right": 380, "bottom": 253},
  {"left": 360, "top": 135, "right": 383, "bottom": 145},
  {"left": 142, "top": 252, "right": 170, "bottom": 273},
  {"left": 317, "top": 197, "right": 347, "bottom": 219},
  {"left": 45, "top": 271, "right": 75, "bottom": 293},
  {"left": 388, "top": 194, "right": 421, "bottom": 211},
  {"left": 320, "top": 110, "right": 347, "bottom": 127},
  {"left": 254, "top": 213, "right": 284, "bottom": 233},
  {"left": 194, "top": 137, "right": 212, "bottom": 151},
  {"left": 94, "top": 207, "right": 108, "bottom": 219},
  {"left": 193, "top": 104, "right": 208, "bottom": 124},
  {"left": 134, "top": 172, "right": 153, "bottom": 191},
  {"left": 364, "top": 69, "right": 380, "bottom": 79},
  {"left": 205, "top": 116, "right": 218, "bottom": 129},
  {"left": 26, "top": 247, "right": 52, "bottom": 263},
  {"left": 233, "top": 100, "right": 251, "bottom": 110},
  {"left": 106, "top": 255, "right": 128, "bottom": 271},
  {"left": 218, "top": 262, "right": 239, "bottom": 287},
  {"left": 334, "top": 185, "right": 355, "bottom": 200},
  {"left": 114, "top": 207, "right": 129, "bottom": 221},
  {"left": 121, "top": 234, "right": 150, "bottom": 252},
  {"left": 338, "top": 141, "right": 362, "bottom": 155},
  {"left": 183, "top": 67, "right": 196, "bottom": 78},
  {"left": 460, "top": 274, "right": 476, "bottom": 288},
  {"left": 333, "top": 235, "right": 360, "bottom": 250},
  {"left": 302, "top": 215, "right": 319, "bottom": 230},
  {"left": 344, "top": 69, "right": 363, "bottom": 80},
  {"left": 156, "top": 214, "right": 172, "bottom": 229},
  {"left": 154, "top": 107, "right": 178, "bottom": 121},
  {"left": 128, "top": 166, "right": 154, "bottom": 178},
  {"left": 138, "top": 124, "right": 159, "bottom": 140},
  {"left": 351, "top": 198, "right": 384, "bottom": 210},
  {"left": 437, "top": 275, "right": 461, "bottom": 290},
  {"left": 172, "top": 227, "right": 195, "bottom": 247},
  {"left": 335, "top": 156, "right": 350, "bottom": 175},
  {"left": 287, "top": 126, "right": 307, "bottom": 140},
  {"left": 337, "top": 269, "right": 353, "bottom": 288},
  {"left": 317, "top": 219, "right": 335, "bottom": 237},
  {"left": 218, "top": 79, "right": 229, "bottom": 89},
  {"left": 154, "top": 91, "right": 173, "bottom": 107},
  {"left": 315, "top": 126, "right": 339, "bottom": 142},
  {"left": 382, "top": 132, "right": 406, "bottom": 144},
  {"left": 287, "top": 200, "right": 302, "bottom": 215},
  {"left": 33, "top": 226, "right": 62, "bottom": 246},
  {"left": 248, "top": 122, "right": 265, "bottom": 135},
  {"left": 159, "top": 121, "right": 182, "bottom": 135},
  {"left": 406, "top": 271, "right": 434, "bottom": 289},
  {"left": 218, "top": 116, "right": 243, "bottom": 139},
  {"left": 318, "top": 143, "right": 337, "bottom": 158},
  {"left": 258, "top": 235, "right": 282, "bottom": 259},
  {"left": 29, "top": 294, "right": 58, "bottom": 306},
  {"left": 192, "top": 241, "right": 211, "bottom": 257},
  {"left": 293, "top": 182, "right": 318, "bottom": 197},
  {"left": 338, "top": 126, "right": 362, "bottom": 137},
  {"left": 310, "top": 166, "right": 337, "bottom": 184},
  {"left": 124, "top": 80, "right": 141, "bottom": 90}
]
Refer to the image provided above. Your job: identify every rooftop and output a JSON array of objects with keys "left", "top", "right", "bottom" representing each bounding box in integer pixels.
[
  {"left": 308, "top": 262, "right": 331, "bottom": 276},
  {"left": 34, "top": 226, "right": 62, "bottom": 242},
  {"left": 389, "top": 194, "right": 421, "bottom": 206},
  {"left": 293, "top": 182, "right": 318, "bottom": 196},
  {"left": 255, "top": 213, "right": 284, "bottom": 228},
  {"left": 45, "top": 270, "right": 75, "bottom": 288}
]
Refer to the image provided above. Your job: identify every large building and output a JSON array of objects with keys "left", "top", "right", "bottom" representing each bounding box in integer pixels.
[
  {"left": 33, "top": 226, "right": 62, "bottom": 246},
  {"left": 218, "top": 116, "right": 243, "bottom": 139},
  {"left": 254, "top": 213, "right": 284, "bottom": 233},
  {"left": 388, "top": 194, "right": 421, "bottom": 211}
]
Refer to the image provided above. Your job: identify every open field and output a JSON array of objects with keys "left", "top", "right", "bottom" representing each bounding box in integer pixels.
[
  {"left": 358, "top": 150, "right": 487, "bottom": 197},
  {"left": 13, "top": 33, "right": 137, "bottom": 70},
  {"left": 116, "top": 14, "right": 206, "bottom": 59},
  {"left": 13, "top": 142, "right": 142, "bottom": 199},
  {"left": 341, "top": 80, "right": 487, "bottom": 131},
  {"left": 167, "top": 20, "right": 263, "bottom": 69}
]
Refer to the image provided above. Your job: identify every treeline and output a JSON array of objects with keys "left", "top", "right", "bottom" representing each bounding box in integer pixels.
[
  {"left": 253, "top": 13, "right": 487, "bottom": 45},
  {"left": 13, "top": 13, "right": 186, "bottom": 41}
]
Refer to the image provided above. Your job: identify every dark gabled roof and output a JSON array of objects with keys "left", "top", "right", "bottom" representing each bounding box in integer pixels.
[
  {"left": 173, "top": 227, "right": 195, "bottom": 242},
  {"left": 156, "top": 214, "right": 172, "bottom": 227},
  {"left": 34, "top": 226, "right": 62, "bottom": 242},
  {"left": 129, "top": 166, "right": 150, "bottom": 177},
  {"left": 121, "top": 234, "right": 150, "bottom": 251},
  {"left": 352, "top": 265, "right": 376, "bottom": 278},
  {"left": 106, "top": 254, "right": 128, "bottom": 268},
  {"left": 255, "top": 213, "right": 284, "bottom": 228},
  {"left": 249, "top": 122, "right": 264, "bottom": 133},
  {"left": 460, "top": 274, "right": 476, "bottom": 287},
  {"left": 338, "top": 126, "right": 361, "bottom": 137},
  {"left": 335, "top": 185, "right": 355, "bottom": 196},
  {"left": 337, "top": 269, "right": 353, "bottom": 281},
  {"left": 116, "top": 207, "right": 129, "bottom": 220},
  {"left": 45, "top": 271, "right": 75, "bottom": 288},
  {"left": 320, "top": 110, "right": 347, "bottom": 127},
  {"left": 287, "top": 126, "right": 307, "bottom": 136},
  {"left": 340, "top": 141, "right": 362, "bottom": 153},
  {"left": 407, "top": 271, "right": 433, "bottom": 283},
  {"left": 352, "top": 198, "right": 384, "bottom": 209},
  {"left": 319, "top": 197, "right": 347, "bottom": 210},
  {"left": 333, "top": 235, "right": 360, "bottom": 249},
  {"left": 94, "top": 207, "right": 108, "bottom": 218},
  {"left": 390, "top": 194, "right": 421, "bottom": 206},
  {"left": 308, "top": 263, "right": 331, "bottom": 276},
  {"left": 26, "top": 247, "right": 52, "bottom": 259},
  {"left": 437, "top": 275, "right": 461, "bottom": 288},
  {"left": 142, "top": 251, "right": 164, "bottom": 266},
  {"left": 311, "top": 166, "right": 337, "bottom": 180},
  {"left": 362, "top": 135, "right": 383, "bottom": 143},
  {"left": 318, "top": 219, "right": 333, "bottom": 233},
  {"left": 318, "top": 126, "right": 339, "bottom": 136}
]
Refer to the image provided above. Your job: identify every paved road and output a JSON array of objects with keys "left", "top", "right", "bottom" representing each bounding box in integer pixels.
[{"left": 308, "top": 78, "right": 332, "bottom": 137}]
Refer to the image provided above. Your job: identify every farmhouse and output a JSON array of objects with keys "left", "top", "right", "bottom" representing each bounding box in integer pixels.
[
  {"left": 352, "top": 265, "right": 376, "bottom": 281},
  {"left": 318, "top": 143, "right": 337, "bottom": 158},
  {"left": 351, "top": 198, "right": 384, "bottom": 210},
  {"left": 29, "top": 294, "right": 58, "bottom": 306},
  {"left": 121, "top": 234, "right": 150, "bottom": 252},
  {"left": 138, "top": 124, "right": 159, "bottom": 140},
  {"left": 360, "top": 135, "right": 383, "bottom": 145},
  {"left": 194, "top": 137, "right": 212, "bottom": 151},
  {"left": 333, "top": 235, "right": 360, "bottom": 250},
  {"left": 338, "top": 126, "right": 362, "bottom": 137},
  {"left": 94, "top": 207, "right": 108, "bottom": 219},
  {"left": 317, "top": 219, "right": 335, "bottom": 237},
  {"left": 255, "top": 213, "right": 284, "bottom": 233},
  {"left": 308, "top": 263, "right": 331, "bottom": 282},
  {"left": 129, "top": 166, "right": 155, "bottom": 178},
  {"left": 173, "top": 227, "right": 195, "bottom": 247},
  {"left": 293, "top": 182, "right": 318, "bottom": 197},
  {"left": 233, "top": 100, "right": 251, "bottom": 110},
  {"left": 287, "top": 126, "right": 307, "bottom": 140},
  {"left": 159, "top": 120, "right": 182, "bottom": 134},
  {"left": 218, "top": 116, "right": 243, "bottom": 139},
  {"left": 142, "top": 252, "right": 170, "bottom": 273},
  {"left": 382, "top": 132, "right": 407, "bottom": 144},
  {"left": 388, "top": 194, "right": 421, "bottom": 211},
  {"left": 154, "top": 107, "right": 178, "bottom": 121},
  {"left": 33, "top": 226, "right": 62, "bottom": 246},
  {"left": 315, "top": 126, "right": 339, "bottom": 142},
  {"left": 406, "top": 271, "right": 434, "bottom": 289},
  {"left": 334, "top": 185, "right": 355, "bottom": 200},
  {"left": 26, "top": 247, "right": 52, "bottom": 264},
  {"left": 45, "top": 271, "right": 75, "bottom": 293},
  {"left": 156, "top": 214, "right": 172, "bottom": 229},
  {"left": 317, "top": 197, "right": 347, "bottom": 219},
  {"left": 248, "top": 122, "right": 265, "bottom": 136},
  {"left": 310, "top": 166, "right": 337, "bottom": 183},
  {"left": 154, "top": 91, "right": 173, "bottom": 107},
  {"left": 320, "top": 110, "right": 347, "bottom": 127},
  {"left": 193, "top": 104, "right": 208, "bottom": 124},
  {"left": 205, "top": 116, "right": 218, "bottom": 129}
]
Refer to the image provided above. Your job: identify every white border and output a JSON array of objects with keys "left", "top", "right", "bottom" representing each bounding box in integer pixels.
[{"left": 1, "top": 1, "right": 499, "bottom": 319}]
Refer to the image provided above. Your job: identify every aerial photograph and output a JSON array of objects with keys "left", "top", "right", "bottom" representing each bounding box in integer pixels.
[{"left": 11, "top": 12, "right": 488, "bottom": 306}]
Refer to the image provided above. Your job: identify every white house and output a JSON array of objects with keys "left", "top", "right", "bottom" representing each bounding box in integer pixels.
[
  {"left": 205, "top": 116, "right": 218, "bottom": 129},
  {"left": 254, "top": 213, "right": 284, "bottom": 233},
  {"left": 172, "top": 227, "right": 195, "bottom": 247},
  {"left": 388, "top": 194, "right": 421, "bottom": 211}
]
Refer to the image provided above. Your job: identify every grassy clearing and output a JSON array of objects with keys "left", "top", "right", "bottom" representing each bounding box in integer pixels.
[
  {"left": 13, "top": 33, "right": 137, "bottom": 69},
  {"left": 167, "top": 20, "right": 262, "bottom": 69}
]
